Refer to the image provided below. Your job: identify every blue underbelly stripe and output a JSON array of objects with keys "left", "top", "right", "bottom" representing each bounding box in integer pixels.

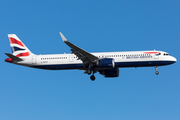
[{"left": 31, "top": 61, "right": 175, "bottom": 70}]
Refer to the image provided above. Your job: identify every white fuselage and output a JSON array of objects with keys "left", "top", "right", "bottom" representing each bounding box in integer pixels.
[{"left": 15, "top": 50, "right": 176, "bottom": 70}]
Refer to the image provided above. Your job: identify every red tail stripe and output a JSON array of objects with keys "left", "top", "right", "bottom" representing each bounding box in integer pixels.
[
  {"left": 16, "top": 52, "right": 30, "bottom": 57},
  {"left": 9, "top": 37, "right": 25, "bottom": 47}
]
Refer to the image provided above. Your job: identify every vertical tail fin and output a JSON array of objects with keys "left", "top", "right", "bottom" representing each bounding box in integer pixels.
[{"left": 8, "top": 34, "right": 34, "bottom": 57}]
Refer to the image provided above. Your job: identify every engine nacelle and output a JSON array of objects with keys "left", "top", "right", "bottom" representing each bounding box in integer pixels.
[
  {"left": 96, "top": 58, "right": 115, "bottom": 68},
  {"left": 99, "top": 68, "right": 119, "bottom": 77}
]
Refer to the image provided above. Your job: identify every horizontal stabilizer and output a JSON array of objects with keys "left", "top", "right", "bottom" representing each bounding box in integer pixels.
[{"left": 5, "top": 53, "right": 23, "bottom": 61}]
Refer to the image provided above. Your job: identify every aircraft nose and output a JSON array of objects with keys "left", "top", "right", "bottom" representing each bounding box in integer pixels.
[{"left": 172, "top": 56, "right": 177, "bottom": 63}]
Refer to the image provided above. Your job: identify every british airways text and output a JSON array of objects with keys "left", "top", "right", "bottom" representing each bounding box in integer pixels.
[{"left": 126, "top": 55, "right": 153, "bottom": 59}]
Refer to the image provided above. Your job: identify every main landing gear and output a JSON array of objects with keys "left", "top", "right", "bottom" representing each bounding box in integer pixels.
[
  {"left": 87, "top": 69, "right": 91, "bottom": 75},
  {"left": 155, "top": 66, "right": 159, "bottom": 75},
  {"left": 90, "top": 70, "right": 96, "bottom": 81},
  {"left": 85, "top": 69, "right": 96, "bottom": 81},
  {"left": 90, "top": 75, "right": 95, "bottom": 81}
]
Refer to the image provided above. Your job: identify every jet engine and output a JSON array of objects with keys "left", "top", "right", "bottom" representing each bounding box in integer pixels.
[{"left": 96, "top": 58, "right": 115, "bottom": 68}]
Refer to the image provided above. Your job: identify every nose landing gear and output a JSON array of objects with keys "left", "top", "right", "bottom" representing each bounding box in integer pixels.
[{"left": 155, "top": 66, "right": 159, "bottom": 75}]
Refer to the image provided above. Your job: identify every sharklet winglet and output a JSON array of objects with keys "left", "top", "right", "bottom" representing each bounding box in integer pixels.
[{"left": 59, "top": 32, "right": 68, "bottom": 42}]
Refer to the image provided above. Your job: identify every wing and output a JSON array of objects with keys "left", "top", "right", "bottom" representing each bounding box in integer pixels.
[{"left": 59, "top": 32, "right": 99, "bottom": 67}]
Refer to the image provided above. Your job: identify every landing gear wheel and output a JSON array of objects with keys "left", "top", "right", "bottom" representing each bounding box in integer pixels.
[
  {"left": 155, "top": 71, "right": 159, "bottom": 75},
  {"left": 155, "top": 66, "right": 159, "bottom": 75},
  {"left": 90, "top": 75, "right": 95, "bottom": 81}
]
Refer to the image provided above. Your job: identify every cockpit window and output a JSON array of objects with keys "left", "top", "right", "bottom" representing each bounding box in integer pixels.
[{"left": 164, "top": 53, "right": 170, "bottom": 56}]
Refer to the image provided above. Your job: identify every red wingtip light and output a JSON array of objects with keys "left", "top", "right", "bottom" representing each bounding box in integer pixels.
[{"left": 5, "top": 58, "right": 13, "bottom": 63}]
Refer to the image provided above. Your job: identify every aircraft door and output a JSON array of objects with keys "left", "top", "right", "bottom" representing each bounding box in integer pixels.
[
  {"left": 69, "top": 55, "right": 74, "bottom": 62},
  {"left": 154, "top": 54, "right": 159, "bottom": 59},
  {"left": 32, "top": 55, "right": 37, "bottom": 64}
]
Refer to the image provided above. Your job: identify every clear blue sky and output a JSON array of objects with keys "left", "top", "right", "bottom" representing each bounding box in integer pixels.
[{"left": 1, "top": 0, "right": 180, "bottom": 120}]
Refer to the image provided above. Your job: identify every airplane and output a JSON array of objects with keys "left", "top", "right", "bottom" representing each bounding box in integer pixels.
[{"left": 5, "top": 33, "right": 177, "bottom": 81}]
